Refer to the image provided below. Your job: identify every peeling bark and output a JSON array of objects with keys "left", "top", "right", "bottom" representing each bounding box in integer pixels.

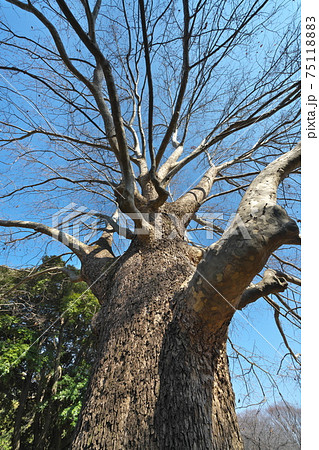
[{"left": 186, "top": 144, "right": 301, "bottom": 332}]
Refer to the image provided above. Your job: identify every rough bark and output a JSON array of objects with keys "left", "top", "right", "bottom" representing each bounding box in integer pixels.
[
  {"left": 212, "top": 343, "right": 243, "bottom": 449},
  {"left": 72, "top": 238, "right": 243, "bottom": 449}
]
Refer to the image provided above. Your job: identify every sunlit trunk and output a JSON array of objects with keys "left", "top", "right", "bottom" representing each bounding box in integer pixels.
[{"left": 72, "top": 239, "right": 243, "bottom": 449}]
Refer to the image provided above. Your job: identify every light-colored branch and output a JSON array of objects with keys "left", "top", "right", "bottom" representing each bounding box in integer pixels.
[
  {"left": 193, "top": 214, "right": 224, "bottom": 236},
  {"left": 35, "top": 0, "right": 153, "bottom": 234},
  {"left": 0, "top": 219, "right": 89, "bottom": 259},
  {"left": 239, "top": 141, "right": 301, "bottom": 210},
  {"left": 185, "top": 142, "right": 301, "bottom": 332},
  {"left": 55, "top": 0, "right": 135, "bottom": 202},
  {"left": 92, "top": 209, "right": 119, "bottom": 252},
  {"left": 273, "top": 270, "right": 301, "bottom": 286},
  {"left": 4, "top": 0, "right": 118, "bottom": 154},
  {"left": 237, "top": 269, "right": 289, "bottom": 310},
  {"left": 173, "top": 165, "right": 218, "bottom": 215},
  {"left": 90, "top": 211, "right": 135, "bottom": 240}
]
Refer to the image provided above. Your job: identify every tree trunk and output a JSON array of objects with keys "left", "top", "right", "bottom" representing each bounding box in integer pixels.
[
  {"left": 72, "top": 238, "right": 243, "bottom": 449},
  {"left": 12, "top": 370, "right": 33, "bottom": 450},
  {"left": 32, "top": 366, "right": 48, "bottom": 449}
]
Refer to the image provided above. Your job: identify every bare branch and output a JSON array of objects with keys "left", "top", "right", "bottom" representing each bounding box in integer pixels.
[
  {"left": 237, "top": 269, "right": 289, "bottom": 310},
  {"left": 173, "top": 164, "right": 218, "bottom": 215},
  {"left": 200, "top": 184, "right": 250, "bottom": 205},
  {"left": 0, "top": 219, "right": 89, "bottom": 259},
  {"left": 138, "top": 0, "right": 155, "bottom": 168},
  {"left": 54, "top": 0, "right": 136, "bottom": 201},
  {"left": 164, "top": 82, "right": 300, "bottom": 181},
  {"left": 266, "top": 296, "right": 301, "bottom": 364},
  {"left": 155, "top": 0, "right": 190, "bottom": 168},
  {"left": 88, "top": 211, "right": 135, "bottom": 240}
]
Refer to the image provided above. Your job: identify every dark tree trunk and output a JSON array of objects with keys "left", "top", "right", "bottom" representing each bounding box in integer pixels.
[
  {"left": 32, "top": 366, "right": 48, "bottom": 449},
  {"left": 12, "top": 370, "right": 33, "bottom": 450},
  {"left": 72, "top": 238, "right": 243, "bottom": 449}
]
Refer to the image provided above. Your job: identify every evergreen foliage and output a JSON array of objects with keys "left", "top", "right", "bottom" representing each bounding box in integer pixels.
[{"left": 0, "top": 257, "right": 99, "bottom": 449}]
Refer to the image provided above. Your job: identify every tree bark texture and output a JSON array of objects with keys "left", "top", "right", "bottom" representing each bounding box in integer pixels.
[{"left": 72, "top": 238, "right": 243, "bottom": 449}]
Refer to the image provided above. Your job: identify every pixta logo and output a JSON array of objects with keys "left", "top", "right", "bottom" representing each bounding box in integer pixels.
[{"left": 52, "top": 203, "right": 100, "bottom": 247}]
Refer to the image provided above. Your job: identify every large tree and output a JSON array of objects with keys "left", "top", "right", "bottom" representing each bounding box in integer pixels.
[{"left": 0, "top": 0, "right": 301, "bottom": 448}]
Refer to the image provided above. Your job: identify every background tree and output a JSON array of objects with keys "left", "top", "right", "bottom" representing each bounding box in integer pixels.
[
  {"left": 238, "top": 402, "right": 301, "bottom": 449},
  {"left": 0, "top": 0, "right": 300, "bottom": 448},
  {"left": 0, "top": 257, "right": 99, "bottom": 449}
]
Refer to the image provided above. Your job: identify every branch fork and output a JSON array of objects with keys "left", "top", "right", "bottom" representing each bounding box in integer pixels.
[{"left": 238, "top": 269, "right": 289, "bottom": 310}]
